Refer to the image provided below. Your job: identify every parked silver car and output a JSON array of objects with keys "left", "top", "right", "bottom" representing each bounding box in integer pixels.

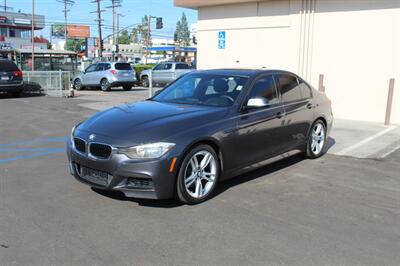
[
  {"left": 140, "top": 62, "right": 193, "bottom": 87},
  {"left": 73, "top": 62, "right": 137, "bottom": 91}
]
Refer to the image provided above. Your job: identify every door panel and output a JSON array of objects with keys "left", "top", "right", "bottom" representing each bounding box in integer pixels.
[
  {"left": 82, "top": 64, "right": 97, "bottom": 85},
  {"left": 275, "top": 74, "right": 314, "bottom": 150},
  {"left": 232, "top": 75, "right": 287, "bottom": 169}
]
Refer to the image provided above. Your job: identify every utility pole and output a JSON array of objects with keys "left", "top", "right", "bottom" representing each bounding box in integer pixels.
[
  {"left": 145, "top": 15, "right": 152, "bottom": 64},
  {"left": 31, "top": 0, "right": 35, "bottom": 71},
  {"left": 57, "top": 0, "right": 75, "bottom": 49},
  {"left": 116, "top": 13, "right": 124, "bottom": 53},
  {"left": 0, "top": 0, "right": 13, "bottom": 12},
  {"left": 91, "top": 0, "right": 104, "bottom": 58}
]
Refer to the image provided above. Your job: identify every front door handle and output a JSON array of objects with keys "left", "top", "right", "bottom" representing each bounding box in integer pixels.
[{"left": 276, "top": 111, "right": 285, "bottom": 119}]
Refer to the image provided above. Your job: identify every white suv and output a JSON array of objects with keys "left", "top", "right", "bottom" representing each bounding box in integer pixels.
[{"left": 73, "top": 62, "right": 137, "bottom": 91}]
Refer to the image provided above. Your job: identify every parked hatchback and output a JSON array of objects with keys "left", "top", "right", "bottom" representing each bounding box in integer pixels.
[
  {"left": 67, "top": 69, "right": 333, "bottom": 204},
  {"left": 73, "top": 62, "right": 137, "bottom": 91},
  {"left": 0, "top": 59, "right": 24, "bottom": 97}
]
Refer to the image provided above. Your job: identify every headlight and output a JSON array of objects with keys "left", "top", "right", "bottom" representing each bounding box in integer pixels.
[
  {"left": 70, "top": 125, "right": 76, "bottom": 144},
  {"left": 118, "top": 142, "right": 175, "bottom": 159}
]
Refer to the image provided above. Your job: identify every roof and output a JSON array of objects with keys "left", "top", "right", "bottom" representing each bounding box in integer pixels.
[
  {"left": 193, "top": 68, "right": 295, "bottom": 77},
  {"left": 195, "top": 69, "right": 264, "bottom": 77},
  {"left": 15, "top": 49, "right": 77, "bottom": 55},
  {"left": 174, "top": 0, "right": 259, "bottom": 8}
]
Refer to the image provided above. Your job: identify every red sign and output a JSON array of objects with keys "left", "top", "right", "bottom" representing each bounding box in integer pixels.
[{"left": 0, "top": 16, "right": 7, "bottom": 24}]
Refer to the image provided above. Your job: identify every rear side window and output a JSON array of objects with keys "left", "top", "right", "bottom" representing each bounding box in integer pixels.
[
  {"left": 115, "top": 63, "right": 132, "bottom": 70},
  {"left": 298, "top": 79, "right": 312, "bottom": 99},
  {"left": 248, "top": 75, "right": 279, "bottom": 105},
  {"left": 0, "top": 60, "right": 19, "bottom": 71},
  {"left": 175, "top": 64, "right": 190, "bottom": 70},
  {"left": 275, "top": 74, "right": 302, "bottom": 103},
  {"left": 104, "top": 64, "right": 111, "bottom": 70},
  {"left": 95, "top": 64, "right": 105, "bottom": 71}
]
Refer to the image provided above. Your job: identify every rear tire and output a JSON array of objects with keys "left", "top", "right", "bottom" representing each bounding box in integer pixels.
[
  {"left": 305, "top": 120, "right": 327, "bottom": 159},
  {"left": 141, "top": 76, "right": 149, "bottom": 87},
  {"left": 176, "top": 145, "right": 220, "bottom": 204},
  {"left": 100, "top": 78, "right": 110, "bottom": 91},
  {"left": 123, "top": 86, "right": 132, "bottom": 91}
]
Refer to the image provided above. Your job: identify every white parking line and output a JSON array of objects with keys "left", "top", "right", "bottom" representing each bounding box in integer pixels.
[
  {"left": 378, "top": 142, "right": 400, "bottom": 159},
  {"left": 336, "top": 126, "right": 397, "bottom": 156}
]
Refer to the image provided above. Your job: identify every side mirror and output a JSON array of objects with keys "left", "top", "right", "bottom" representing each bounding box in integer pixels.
[{"left": 246, "top": 97, "right": 269, "bottom": 109}]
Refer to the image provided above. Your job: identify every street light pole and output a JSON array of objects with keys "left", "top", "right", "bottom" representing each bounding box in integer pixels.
[{"left": 31, "top": 0, "right": 35, "bottom": 71}]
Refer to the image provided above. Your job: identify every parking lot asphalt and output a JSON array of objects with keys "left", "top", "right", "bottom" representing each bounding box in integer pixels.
[{"left": 1, "top": 92, "right": 400, "bottom": 265}]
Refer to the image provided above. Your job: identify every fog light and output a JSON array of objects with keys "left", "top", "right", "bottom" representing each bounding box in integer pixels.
[{"left": 126, "top": 178, "right": 154, "bottom": 190}]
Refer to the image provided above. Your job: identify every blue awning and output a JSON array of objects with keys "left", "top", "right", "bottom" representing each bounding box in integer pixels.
[{"left": 146, "top": 46, "right": 197, "bottom": 52}]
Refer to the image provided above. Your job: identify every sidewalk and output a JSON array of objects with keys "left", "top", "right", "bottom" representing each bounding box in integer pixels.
[{"left": 328, "top": 119, "right": 400, "bottom": 159}]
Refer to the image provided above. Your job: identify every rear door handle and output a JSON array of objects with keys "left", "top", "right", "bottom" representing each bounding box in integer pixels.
[{"left": 306, "top": 103, "right": 313, "bottom": 109}]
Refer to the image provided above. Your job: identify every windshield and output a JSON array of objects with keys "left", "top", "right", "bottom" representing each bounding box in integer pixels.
[{"left": 152, "top": 73, "right": 248, "bottom": 107}]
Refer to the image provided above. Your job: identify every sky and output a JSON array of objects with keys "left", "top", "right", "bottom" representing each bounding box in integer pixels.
[{"left": 4, "top": 0, "right": 197, "bottom": 40}]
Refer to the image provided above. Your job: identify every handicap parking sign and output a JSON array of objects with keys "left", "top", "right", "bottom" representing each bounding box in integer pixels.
[{"left": 218, "top": 31, "right": 226, "bottom": 49}]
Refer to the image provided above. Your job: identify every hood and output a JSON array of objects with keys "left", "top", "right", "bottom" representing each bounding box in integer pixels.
[{"left": 76, "top": 100, "right": 228, "bottom": 146}]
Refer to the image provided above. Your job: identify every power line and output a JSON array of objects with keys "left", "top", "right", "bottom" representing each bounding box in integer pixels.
[{"left": 0, "top": 0, "right": 13, "bottom": 12}]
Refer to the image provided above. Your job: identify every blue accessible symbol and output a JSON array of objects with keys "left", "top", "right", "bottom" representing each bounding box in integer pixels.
[{"left": 218, "top": 31, "right": 226, "bottom": 49}]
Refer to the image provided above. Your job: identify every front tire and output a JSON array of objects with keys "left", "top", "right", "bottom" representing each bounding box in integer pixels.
[
  {"left": 176, "top": 145, "right": 220, "bottom": 204},
  {"left": 73, "top": 78, "right": 84, "bottom": 90},
  {"left": 306, "top": 120, "right": 327, "bottom": 159}
]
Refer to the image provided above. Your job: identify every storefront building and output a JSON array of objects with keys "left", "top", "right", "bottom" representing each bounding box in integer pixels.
[
  {"left": 0, "top": 11, "right": 46, "bottom": 59},
  {"left": 175, "top": 0, "right": 400, "bottom": 124}
]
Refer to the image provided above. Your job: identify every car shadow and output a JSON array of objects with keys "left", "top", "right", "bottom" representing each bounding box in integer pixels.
[
  {"left": 91, "top": 188, "right": 184, "bottom": 208},
  {"left": 92, "top": 139, "right": 337, "bottom": 208}
]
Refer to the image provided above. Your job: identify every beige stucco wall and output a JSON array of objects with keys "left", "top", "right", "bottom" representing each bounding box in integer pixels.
[{"left": 196, "top": 0, "right": 400, "bottom": 124}]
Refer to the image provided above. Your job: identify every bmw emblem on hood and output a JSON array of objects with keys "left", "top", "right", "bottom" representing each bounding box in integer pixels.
[{"left": 89, "top": 134, "right": 96, "bottom": 141}]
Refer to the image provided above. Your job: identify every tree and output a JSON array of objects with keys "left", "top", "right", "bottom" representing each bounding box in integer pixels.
[
  {"left": 174, "top": 13, "right": 191, "bottom": 47},
  {"left": 138, "top": 15, "right": 151, "bottom": 47},
  {"left": 65, "top": 39, "right": 85, "bottom": 53},
  {"left": 118, "top": 30, "right": 130, "bottom": 44},
  {"left": 131, "top": 27, "right": 140, "bottom": 43}
]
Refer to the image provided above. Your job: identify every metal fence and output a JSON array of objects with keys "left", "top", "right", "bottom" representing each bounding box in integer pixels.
[{"left": 23, "top": 71, "right": 71, "bottom": 97}]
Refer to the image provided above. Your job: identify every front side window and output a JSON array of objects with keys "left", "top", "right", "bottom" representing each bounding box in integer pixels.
[
  {"left": 153, "top": 64, "right": 164, "bottom": 71},
  {"left": 153, "top": 73, "right": 248, "bottom": 107},
  {"left": 248, "top": 76, "right": 280, "bottom": 105},
  {"left": 164, "top": 63, "right": 173, "bottom": 70},
  {"left": 85, "top": 64, "right": 97, "bottom": 73},
  {"left": 275, "top": 74, "right": 302, "bottom": 103}
]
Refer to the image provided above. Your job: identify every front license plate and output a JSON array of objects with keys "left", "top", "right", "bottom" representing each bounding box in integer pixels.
[
  {"left": 81, "top": 166, "right": 109, "bottom": 185},
  {"left": 1, "top": 76, "right": 9, "bottom": 81}
]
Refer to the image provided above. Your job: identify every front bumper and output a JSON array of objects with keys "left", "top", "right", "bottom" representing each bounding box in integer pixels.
[{"left": 66, "top": 140, "right": 179, "bottom": 199}]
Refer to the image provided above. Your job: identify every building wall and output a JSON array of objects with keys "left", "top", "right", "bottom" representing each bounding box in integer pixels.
[{"left": 196, "top": 0, "right": 400, "bottom": 124}]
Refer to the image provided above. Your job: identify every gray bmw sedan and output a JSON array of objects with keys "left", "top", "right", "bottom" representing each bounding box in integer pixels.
[{"left": 67, "top": 69, "right": 333, "bottom": 204}]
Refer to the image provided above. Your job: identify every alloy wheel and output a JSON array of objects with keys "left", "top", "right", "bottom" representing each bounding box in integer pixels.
[
  {"left": 74, "top": 79, "right": 82, "bottom": 90},
  {"left": 184, "top": 150, "right": 217, "bottom": 199},
  {"left": 310, "top": 122, "right": 325, "bottom": 155}
]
